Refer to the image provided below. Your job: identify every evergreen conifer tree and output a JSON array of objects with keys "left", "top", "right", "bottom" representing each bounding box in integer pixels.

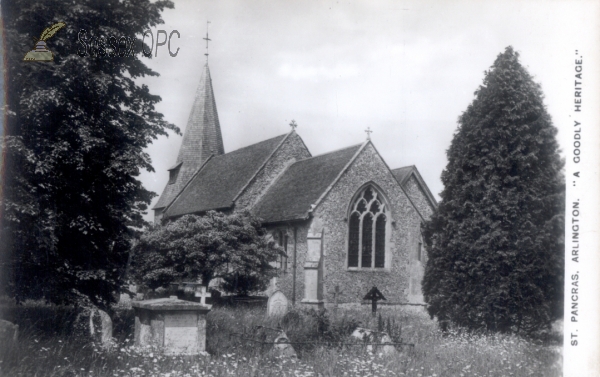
[{"left": 422, "top": 47, "right": 564, "bottom": 334}]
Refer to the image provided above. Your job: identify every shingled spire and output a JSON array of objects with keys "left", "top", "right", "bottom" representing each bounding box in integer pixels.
[
  {"left": 177, "top": 63, "right": 224, "bottom": 165},
  {"left": 153, "top": 63, "right": 224, "bottom": 220}
]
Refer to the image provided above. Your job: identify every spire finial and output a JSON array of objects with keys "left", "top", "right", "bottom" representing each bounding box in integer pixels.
[
  {"left": 203, "top": 21, "right": 211, "bottom": 61},
  {"left": 289, "top": 120, "right": 298, "bottom": 130},
  {"left": 365, "top": 126, "right": 373, "bottom": 140}
]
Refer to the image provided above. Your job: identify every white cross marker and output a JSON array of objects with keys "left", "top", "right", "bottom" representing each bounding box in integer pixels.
[{"left": 195, "top": 286, "right": 212, "bottom": 306}]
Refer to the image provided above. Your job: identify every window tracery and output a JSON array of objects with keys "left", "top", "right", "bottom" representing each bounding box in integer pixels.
[{"left": 348, "top": 186, "right": 387, "bottom": 269}]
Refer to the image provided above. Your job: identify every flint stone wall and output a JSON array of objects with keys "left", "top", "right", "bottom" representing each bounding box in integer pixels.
[
  {"left": 404, "top": 175, "right": 435, "bottom": 219},
  {"left": 265, "top": 144, "right": 429, "bottom": 305},
  {"left": 264, "top": 221, "right": 310, "bottom": 306},
  {"left": 311, "top": 143, "right": 424, "bottom": 304}
]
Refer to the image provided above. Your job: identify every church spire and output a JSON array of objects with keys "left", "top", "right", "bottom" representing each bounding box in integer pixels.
[
  {"left": 153, "top": 62, "right": 224, "bottom": 217},
  {"left": 177, "top": 62, "right": 224, "bottom": 166}
]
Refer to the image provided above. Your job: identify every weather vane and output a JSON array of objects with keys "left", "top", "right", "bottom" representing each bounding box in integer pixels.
[
  {"left": 203, "top": 21, "right": 211, "bottom": 60},
  {"left": 365, "top": 127, "right": 373, "bottom": 140},
  {"left": 289, "top": 120, "right": 298, "bottom": 130}
]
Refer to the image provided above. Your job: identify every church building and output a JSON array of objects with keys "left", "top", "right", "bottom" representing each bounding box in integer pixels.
[{"left": 153, "top": 63, "right": 437, "bottom": 307}]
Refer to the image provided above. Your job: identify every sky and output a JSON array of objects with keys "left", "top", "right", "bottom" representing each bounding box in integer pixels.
[{"left": 137, "top": 0, "right": 598, "bottom": 222}]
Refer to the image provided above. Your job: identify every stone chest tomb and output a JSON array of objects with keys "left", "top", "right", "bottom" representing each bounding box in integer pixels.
[{"left": 132, "top": 297, "right": 211, "bottom": 355}]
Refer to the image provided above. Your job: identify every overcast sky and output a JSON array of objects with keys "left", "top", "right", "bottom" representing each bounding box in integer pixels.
[{"left": 137, "top": 0, "right": 598, "bottom": 222}]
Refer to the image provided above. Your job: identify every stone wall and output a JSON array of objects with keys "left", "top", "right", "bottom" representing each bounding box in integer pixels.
[
  {"left": 236, "top": 132, "right": 311, "bottom": 211},
  {"left": 403, "top": 175, "right": 435, "bottom": 219},
  {"left": 402, "top": 174, "right": 434, "bottom": 303},
  {"left": 265, "top": 221, "right": 311, "bottom": 306},
  {"left": 311, "top": 143, "right": 423, "bottom": 304}
]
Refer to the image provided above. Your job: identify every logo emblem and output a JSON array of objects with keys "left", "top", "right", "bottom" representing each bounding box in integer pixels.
[{"left": 23, "top": 22, "right": 66, "bottom": 62}]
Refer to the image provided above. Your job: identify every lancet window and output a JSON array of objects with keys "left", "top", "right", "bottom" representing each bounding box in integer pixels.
[
  {"left": 348, "top": 186, "right": 387, "bottom": 269},
  {"left": 275, "top": 230, "right": 288, "bottom": 272}
]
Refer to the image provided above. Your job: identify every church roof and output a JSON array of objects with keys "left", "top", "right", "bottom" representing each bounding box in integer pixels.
[
  {"left": 178, "top": 63, "right": 224, "bottom": 166},
  {"left": 154, "top": 63, "right": 223, "bottom": 210},
  {"left": 164, "top": 134, "right": 289, "bottom": 217},
  {"left": 391, "top": 166, "right": 414, "bottom": 186},
  {"left": 253, "top": 144, "right": 362, "bottom": 223},
  {"left": 392, "top": 165, "right": 438, "bottom": 208}
]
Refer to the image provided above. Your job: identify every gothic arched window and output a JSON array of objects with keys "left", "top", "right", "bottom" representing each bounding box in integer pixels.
[
  {"left": 274, "top": 230, "right": 288, "bottom": 272},
  {"left": 347, "top": 186, "right": 387, "bottom": 269}
]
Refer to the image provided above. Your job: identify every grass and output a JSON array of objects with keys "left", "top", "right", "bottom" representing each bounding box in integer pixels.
[{"left": 0, "top": 302, "right": 562, "bottom": 376}]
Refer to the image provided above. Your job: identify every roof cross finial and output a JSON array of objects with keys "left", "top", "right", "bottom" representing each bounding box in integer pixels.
[
  {"left": 289, "top": 120, "right": 298, "bottom": 130},
  {"left": 203, "top": 21, "right": 211, "bottom": 61},
  {"left": 365, "top": 126, "right": 373, "bottom": 140}
]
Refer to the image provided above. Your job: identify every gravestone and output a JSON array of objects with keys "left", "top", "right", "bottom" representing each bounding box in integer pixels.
[
  {"left": 351, "top": 327, "right": 396, "bottom": 356},
  {"left": 132, "top": 296, "right": 211, "bottom": 355},
  {"left": 0, "top": 319, "right": 18, "bottom": 343},
  {"left": 89, "top": 309, "right": 114, "bottom": 349},
  {"left": 363, "top": 286, "right": 386, "bottom": 317},
  {"left": 195, "top": 286, "right": 212, "bottom": 308},
  {"left": 267, "top": 290, "right": 289, "bottom": 317},
  {"left": 269, "top": 330, "right": 297, "bottom": 359},
  {"left": 330, "top": 285, "right": 343, "bottom": 316}
]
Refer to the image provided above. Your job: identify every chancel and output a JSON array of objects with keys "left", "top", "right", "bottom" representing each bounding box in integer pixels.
[{"left": 152, "top": 57, "right": 437, "bottom": 307}]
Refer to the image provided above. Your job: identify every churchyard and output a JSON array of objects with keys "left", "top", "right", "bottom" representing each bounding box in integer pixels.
[{"left": 0, "top": 297, "right": 562, "bottom": 377}]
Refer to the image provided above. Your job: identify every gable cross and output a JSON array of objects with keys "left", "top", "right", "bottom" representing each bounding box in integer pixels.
[
  {"left": 195, "top": 286, "right": 212, "bottom": 306},
  {"left": 365, "top": 127, "right": 373, "bottom": 140},
  {"left": 289, "top": 120, "right": 298, "bottom": 130}
]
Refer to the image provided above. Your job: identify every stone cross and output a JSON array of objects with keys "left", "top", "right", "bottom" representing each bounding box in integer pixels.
[
  {"left": 289, "top": 120, "right": 298, "bottom": 130},
  {"left": 195, "top": 286, "right": 211, "bottom": 307},
  {"left": 363, "top": 286, "right": 386, "bottom": 317},
  {"left": 331, "top": 285, "right": 342, "bottom": 315},
  {"left": 365, "top": 126, "right": 373, "bottom": 140}
]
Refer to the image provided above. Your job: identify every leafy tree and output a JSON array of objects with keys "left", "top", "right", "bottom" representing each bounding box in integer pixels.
[
  {"left": 0, "top": 0, "right": 177, "bottom": 311},
  {"left": 422, "top": 46, "right": 564, "bottom": 334},
  {"left": 130, "top": 211, "right": 281, "bottom": 294}
]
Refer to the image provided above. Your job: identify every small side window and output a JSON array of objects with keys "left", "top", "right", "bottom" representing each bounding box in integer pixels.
[{"left": 168, "top": 169, "right": 178, "bottom": 184}]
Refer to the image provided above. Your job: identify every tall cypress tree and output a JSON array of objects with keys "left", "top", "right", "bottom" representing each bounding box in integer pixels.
[{"left": 422, "top": 47, "right": 564, "bottom": 334}]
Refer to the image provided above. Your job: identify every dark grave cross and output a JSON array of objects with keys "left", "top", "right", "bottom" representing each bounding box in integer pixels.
[
  {"left": 331, "top": 285, "right": 343, "bottom": 316},
  {"left": 363, "top": 286, "right": 386, "bottom": 317}
]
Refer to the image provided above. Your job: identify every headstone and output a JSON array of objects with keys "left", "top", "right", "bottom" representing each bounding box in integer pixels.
[
  {"left": 331, "top": 285, "right": 343, "bottom": 316},
  {"left": 195, "top": 286, "right": 212, "bottom": 308},
  {"left": 267, "top": 290, "right": 289, "bottom": 317},
  {"left": 89, "top": 309, "right": 114, "bottom": 349},
  {"left": 0, "top": 319, "right": 18, "bottom": 343},
  {"left": 269, "top": 330, "right": 297, "bottom": 358},
  {"left": 169, "top": 282, "right": 211, "bottom": 303},
  {"left": 363, "top": 286, "right": 386, "bottom": 317},
  {"left": 132, "top": 296, "right": 211, "bottom": 355},
  {"left": 351, "top": 327, "right": 396, "bottom": 356}
]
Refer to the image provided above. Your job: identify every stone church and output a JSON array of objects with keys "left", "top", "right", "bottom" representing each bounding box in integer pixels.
[{"left": 153, "top": 63, "right": 437, "bottom": 307}]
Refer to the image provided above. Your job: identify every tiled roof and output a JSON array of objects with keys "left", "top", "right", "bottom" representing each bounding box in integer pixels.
[
  {"left": 253, "top": 144, "right": 362, "bottom": 223},
  {"left": 391, "top": 166, "right": 414, "bottom": 186},
  {"left": 154, "top": 64, "right": 223, "bottom": 210},
  {"left": 392, "top": 165, "right": 438, "bottom": 208},
  {"left": 164, "top": 134, "right": 288, "bottom": 217}
]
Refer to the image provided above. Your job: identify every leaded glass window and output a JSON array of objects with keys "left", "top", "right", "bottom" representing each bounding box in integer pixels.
[
  {"left": 272, "top": 230, "right": 288, "bottom": 272},
  {"left": 347, "top": 187, "right": 387, "bottom": 269}
]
